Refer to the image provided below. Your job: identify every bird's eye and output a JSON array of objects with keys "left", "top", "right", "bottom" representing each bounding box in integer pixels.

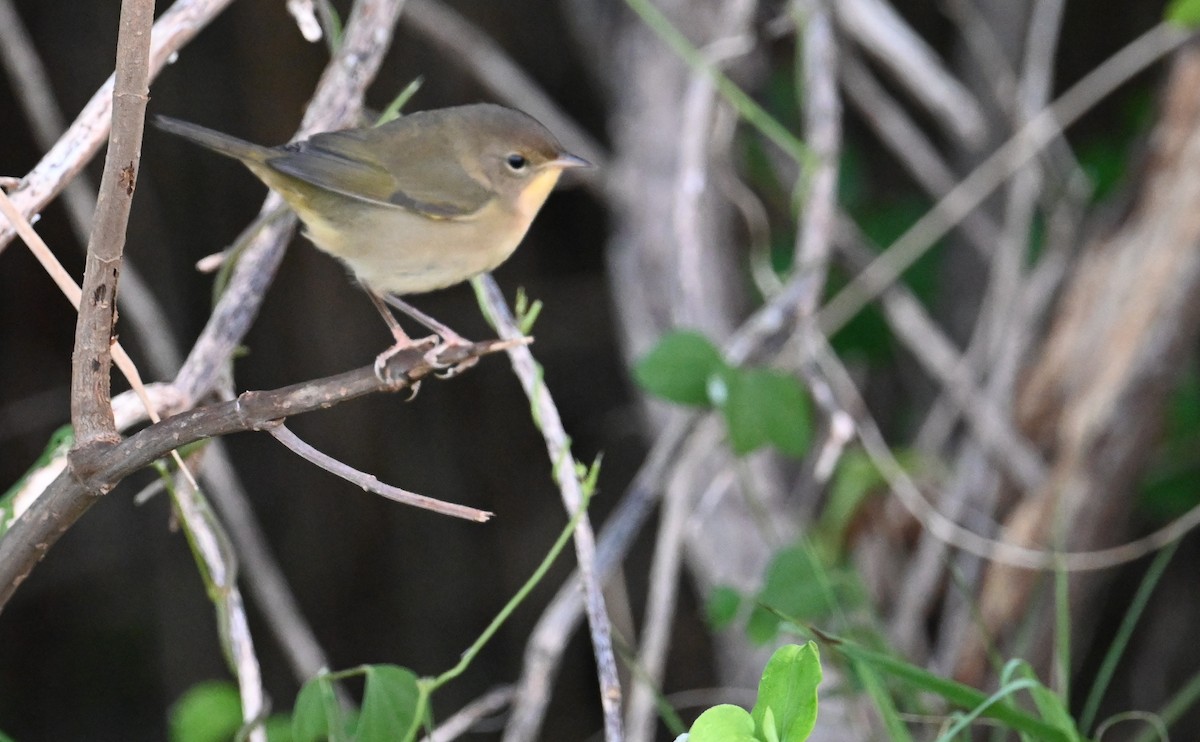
[{"left": 505, "top": 153, "right": 528, "bottom": 172}]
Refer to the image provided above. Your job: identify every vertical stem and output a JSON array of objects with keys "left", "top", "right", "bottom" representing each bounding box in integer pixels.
[{"left": 70, "top": 0, "right": 154, "bottom": 448}]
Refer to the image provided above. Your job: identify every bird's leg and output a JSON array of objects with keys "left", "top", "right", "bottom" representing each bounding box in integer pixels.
[
  {"left": 366, "top": 289, "right": 435, "bottom": 390},
  {"left": 381, "top": 293, "right": 471, "bottom": 346},
  {"left": 381, "top": 293, "right": 479, "bottom": 377}
]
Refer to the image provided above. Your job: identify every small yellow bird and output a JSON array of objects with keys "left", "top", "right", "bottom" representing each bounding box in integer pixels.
[{"left": 155, "top": 103, "right": 589, "bottom": 371}]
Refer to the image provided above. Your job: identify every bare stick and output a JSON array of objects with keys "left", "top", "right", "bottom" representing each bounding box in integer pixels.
[
  {"left": 70, "top": 0, "right": 154, "bottom": 447},
  {"left": 267, "top": 423, "right": 493, "bottom": 522},
  {"left": 474, "top": 275, "right": 624, "bottom": 742}
]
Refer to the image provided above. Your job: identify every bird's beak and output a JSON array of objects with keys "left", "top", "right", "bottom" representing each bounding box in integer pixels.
[{"left": 549, "top": 152, "right": 592, "bottom": 170}]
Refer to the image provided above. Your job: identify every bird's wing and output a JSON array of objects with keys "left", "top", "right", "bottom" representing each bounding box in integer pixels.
[{"left": 266, "top": 124, "right": 494, "bottom": 219}]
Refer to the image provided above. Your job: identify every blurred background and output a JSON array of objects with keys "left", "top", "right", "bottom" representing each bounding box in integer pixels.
[{"left": 3, "top": 0, "right": 1200, "bottom": 740}]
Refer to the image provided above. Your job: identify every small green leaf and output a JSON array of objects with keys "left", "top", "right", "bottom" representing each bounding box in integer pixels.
[
  {"left": 169, "top": 681, "right": 242, "bottom": 742},
  {"left": 706, "top": 586, "right": 743, "bottom": 630},
  {"left": 687, "top": 704, "right": 757, "bottom": 742},
  {"left": 293, "top": 675, "right": 339, "bottom": 742},
  {"left": 722, "top": 369, "right": 811, "bottom": 457},
  {"left": 746, "top": 603, "right": 782, "bottom": 645},
  {"left": 356, "top": 665, "right": 425, "bottom": 742},
  {"left": 751, "top": 643, "right": 822, "bottom": 742},
  {"left": 634, "top": 331, "right": 728, "bottom": 406},
  {"left": 1167, "top": 0, "right": 1200, "bottom": 26},
  {"left": 758, "top": 547, "right": 836, "bottom": 624}
]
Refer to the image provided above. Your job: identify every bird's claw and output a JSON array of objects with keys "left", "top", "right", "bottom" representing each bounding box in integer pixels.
[{"left": 375, "top": 334, "right": 534, "bottom": 389}]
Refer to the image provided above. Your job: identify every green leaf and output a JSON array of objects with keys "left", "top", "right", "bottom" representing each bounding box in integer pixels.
[
  {"left": 687, "top": 704, "right": 757, "bottom": 742},
  {"left": 634, "top": 331, "right": 728, "bottom": 406},
  {"left": 751, "top": 643, "right": 821, "bottom": 742},
  {"left": 292, "top": 675, "right": 341, "bottom": 742},
  {"left": 759, "top": 547, "right": 836, "bottom": 624},
  {"left": 356, "top": 665, "right": 425, "bottom": 742},
  {"left": 722, "top": 369, "right": 811, "bottom": 457},
  {"left": 169, "top": 681, "right": 243, "bottom": 742},
  {"left": 706, "top": 586, "right": 743, "bottom": 630},
  {"left": 0, "top": 730, "right": 14, "bottom": 742},
  {"left": 1167, "top": 0, "right": 1200, "bottom": 26},
  {"left": 746, "top": 603, "right": 783, "bottom": 645}
]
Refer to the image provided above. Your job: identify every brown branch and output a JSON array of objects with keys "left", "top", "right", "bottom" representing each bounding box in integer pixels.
[
  {"left": 70, "top": 0, "right": 154, "bottom": 449},
  {"left": 0, "top": 340, "right": 513, "bottom": 614},
  {"left": 267, "top": 423, "right": 493, "bottom": 522}
]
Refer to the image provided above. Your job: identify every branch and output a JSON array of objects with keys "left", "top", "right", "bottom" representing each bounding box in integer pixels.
[
  {"left": 70, "top": 0, "right": 154, "bottom": 449},
  {"left": 474, "top": 276, "right": 624, "bottom": 742},
  {"left": 267, "top": 423, "right": 493, "bottom": 522},
  {"left": 0, "top": 340, "right": 513, "bottom": 614}
]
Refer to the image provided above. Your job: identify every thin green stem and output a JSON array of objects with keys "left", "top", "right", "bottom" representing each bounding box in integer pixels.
[
  {"left": 428, "top": 486, "right": 594, "bottom": 692},
  {"left": 1080, "top": 539, "right": 1181, "bottom": 732}
]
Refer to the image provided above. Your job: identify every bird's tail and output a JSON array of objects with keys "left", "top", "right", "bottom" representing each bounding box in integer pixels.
[{"left": 154, "top": 115, "right": 271, "bottom": 164}]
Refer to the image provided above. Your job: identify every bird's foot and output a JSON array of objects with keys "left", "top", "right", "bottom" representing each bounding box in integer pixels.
[
  {"left": 374, "top": 335, "right": 440, "bottom": 396},
  {"left": 426, "top": 335, "right": 533, "bottom": 378}
]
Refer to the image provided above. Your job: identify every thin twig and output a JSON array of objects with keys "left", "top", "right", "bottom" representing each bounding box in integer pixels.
[
  {"left": 168, "top": 469, "right": 267, "bottom": 742},
  {"left": 474, "top": 275, "right": 624, "bottom": 742},
  {"left": 267, "top": 423, "right": 493, "bottom": 522},
  {"left": 504, "top": 414, "right": 694, "bottom": 742}
]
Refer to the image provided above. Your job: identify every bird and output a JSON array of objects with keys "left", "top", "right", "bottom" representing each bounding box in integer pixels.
[{"left": 155, "top": 103, "right": 589, "bottom": 376}]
